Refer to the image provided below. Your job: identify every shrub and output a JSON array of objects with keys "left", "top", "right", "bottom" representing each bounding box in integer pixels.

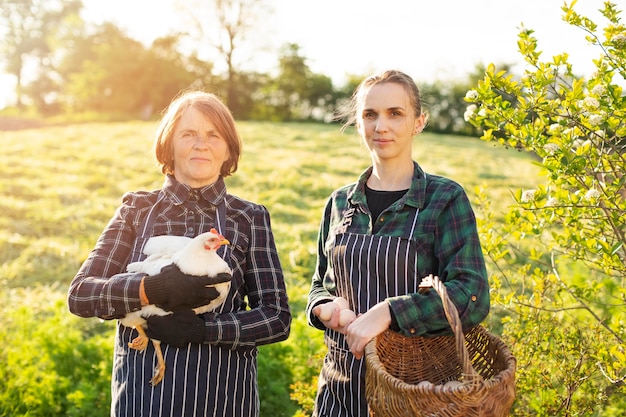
[{"left": 466, "top": 1, "right": 626, "bottom": 414}]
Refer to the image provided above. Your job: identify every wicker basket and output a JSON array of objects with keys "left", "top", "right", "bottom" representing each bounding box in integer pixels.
[{"left": 365, "top": 276, "right": 516, "bottom": 417}]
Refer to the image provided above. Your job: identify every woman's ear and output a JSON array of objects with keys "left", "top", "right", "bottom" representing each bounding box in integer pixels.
[{"left": 413, "top": 114, "right": 426, "bottom": 135}]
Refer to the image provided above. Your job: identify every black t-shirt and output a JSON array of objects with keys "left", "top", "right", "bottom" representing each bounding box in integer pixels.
[{"left": 365, "top": 184, "right": 408, "bottom": 221}]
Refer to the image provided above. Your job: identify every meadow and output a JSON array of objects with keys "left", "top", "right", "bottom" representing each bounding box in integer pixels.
[{"left": 0, "top": 121, "right": 541, "bottom": 416}]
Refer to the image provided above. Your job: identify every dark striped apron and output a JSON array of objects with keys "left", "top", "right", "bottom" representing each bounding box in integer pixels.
[
  {"left": 129, "top": 190, "right": 230, "bottom": 264},
  {"left": 315, "top": 207, "right": 421, "bottom": 417},
  {"left": 110, "top": 193, "right": 259, "bottom": 417}
]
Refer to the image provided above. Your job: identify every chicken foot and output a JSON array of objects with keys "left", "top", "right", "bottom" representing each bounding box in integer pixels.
[
  {"left": 127, "top": 326, "right": 166, "bottom": 386},
  {"left": 150, "top": 339, "right": 166, "bottom": 386},
  {"left": 128, "top": 325, "right": 150, "bottom": 351}
]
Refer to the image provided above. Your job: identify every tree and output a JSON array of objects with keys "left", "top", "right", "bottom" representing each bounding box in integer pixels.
[
  {"left": 261, "top": 43, "right": 335, "bottom": 121},
  {"left": 59, "top": 25, "right": 207, "bottom": 118},
  {"left": 0, "top": 0, "right": 81, "bottom": 108},
  {"left": 179, "top": 0, "right": 271, "bottom": 117},
  {"left": 421, "top": 64, "right": 503, "bottom": 136},
  {"left": 61, "top": 23, "right": 153, "bottom": 115},
  {"left": 465, "top": 1, "right": 625, "bottom": 414}
]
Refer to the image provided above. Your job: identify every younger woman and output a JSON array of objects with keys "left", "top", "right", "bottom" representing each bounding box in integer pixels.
[{"left": 306, "top": 70, "right": 490, "bottom": 416}]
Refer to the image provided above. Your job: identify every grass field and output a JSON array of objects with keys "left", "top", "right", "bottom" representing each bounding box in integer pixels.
[
  {"left": 0, "top": 121, "right": 543, "bottom": 415},
  {"left": 1, "top": 120, "right": 541, "bottom": 290}
]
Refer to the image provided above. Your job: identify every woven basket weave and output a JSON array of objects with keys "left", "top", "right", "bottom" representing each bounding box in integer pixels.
[{"left": 365, "top": 276, "right": 516, "bottom": 417}]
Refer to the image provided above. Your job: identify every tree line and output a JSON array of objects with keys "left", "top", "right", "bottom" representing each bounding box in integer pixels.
[{"left": 0, "top": 0, "right": 483, "bottom": 135}]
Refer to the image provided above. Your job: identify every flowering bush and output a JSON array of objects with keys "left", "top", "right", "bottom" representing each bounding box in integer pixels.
[{"left": 465, "top": 1, "right": 625, "bottom": 415}]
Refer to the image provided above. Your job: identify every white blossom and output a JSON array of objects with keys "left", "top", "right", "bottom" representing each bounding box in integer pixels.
[
  {"left": 572, "top": 138, "right": 586, "bottom": 149},
  {"left": 583, "top": 97, "right": 600, "bottom": 110},
  {"left": 464, "top": 104, "right": 478, "bottom": 122},
  {"left": 594, "top": 130, "right": 605, "bottom": 139},
  {"left": 588, "top": 113, "right": 603, "bottom": 126},
  {"left": 549, "top": 123, "right": 562, "bottom": 133},
  {"left": 521, "top": 189, "right": 536, "bottom": 203},
  {"left": 591, "top": 84, "right": 606, "bottom": 96},
  {"left": 612, "top": 34, "right": 626, "bottom": 45},
  {"left": 543, "top": 143, "right": 560, "bottom": 155},
  {"left": 465, "top": 89, "right": 479, "bottom": 101},
  {"left": 545, "top": 197, "right": 559, "bottom": 207},
  {"left": 585, "top": 188, "right": 601, "bottom": 200}
]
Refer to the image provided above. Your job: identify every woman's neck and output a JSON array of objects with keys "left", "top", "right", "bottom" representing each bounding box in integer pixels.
[{"left": 367, "top": 160, "right": 413, "bottom": 191}]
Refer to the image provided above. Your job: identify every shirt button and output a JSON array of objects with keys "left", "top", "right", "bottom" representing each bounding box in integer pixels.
[
  {"left": 409, "top": 328, "right": 416, "bottom": 334},
  {"left": 379, "top": 217, "right": 384, "bottom": 222},
  {"left": 471, "top": 295, "right": 477, "bottom": 302},
  {"left": 188, "top": 227, "right": 193, "bottom": 232},
  {"left": 189, "top": 211, "right": 194, "bottom": 215}
]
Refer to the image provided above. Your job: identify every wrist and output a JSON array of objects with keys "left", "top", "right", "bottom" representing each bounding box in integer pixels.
[
  {"left": 139, "top": 277, "right": 150, "bottom": 306},
  {"left": 143, "top": 273, "right": 169, "bottom": 305}
]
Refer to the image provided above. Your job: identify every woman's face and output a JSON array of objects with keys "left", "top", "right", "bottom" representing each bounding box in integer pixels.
[
  {"left": 172, "top": 106, "right": 230, "bottom": 188},
  {"left": 357, "top": 82, "right": 424, "bottom": 164}
]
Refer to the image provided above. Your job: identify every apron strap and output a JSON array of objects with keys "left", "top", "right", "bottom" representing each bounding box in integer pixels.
[
  {"left": 129, "top": 190, "right": 167, "bottom": 263},
  {"left": 408, "top": 208, "right": 420, "bottom": 236},
  {"left": 214, "top": 197, "right": 230, "bottom": 262},
  {"left": 129, "top": 191, "right": 229, "bottom": 264}
]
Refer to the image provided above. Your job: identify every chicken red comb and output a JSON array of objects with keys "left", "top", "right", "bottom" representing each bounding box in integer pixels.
[{"left": 210, "top": 228, "right": 225, "bottom": 238}]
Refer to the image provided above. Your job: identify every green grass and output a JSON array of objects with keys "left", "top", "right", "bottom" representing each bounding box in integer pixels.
[{"left": 0, "top": 121, "right": 542, "bottom": 415}]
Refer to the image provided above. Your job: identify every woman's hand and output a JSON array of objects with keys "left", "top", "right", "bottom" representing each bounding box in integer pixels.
[
  {"left": 313, "top": 297, "right": 356, "bottom": 334},
  {"left": 345, "top": 301, "right": 391, "bottom": 359}
]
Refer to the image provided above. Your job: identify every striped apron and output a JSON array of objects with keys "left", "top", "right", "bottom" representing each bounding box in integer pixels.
[
  {"left": 314, "top": 207, "right": 421, "bottom": 417},
  {"left": 110, "top": 193, "right": 259, "bottom": 417}
]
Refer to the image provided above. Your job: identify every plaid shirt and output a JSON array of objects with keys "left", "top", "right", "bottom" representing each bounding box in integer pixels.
[
  {"left": 69, "top": 175, "right": 290, "bottom": 345},
  {"left": 307, "top": 162, "right": 490, "bottom": 337},
  {"left": 68, "top": 175, "right": 290, "bottom": 416}
]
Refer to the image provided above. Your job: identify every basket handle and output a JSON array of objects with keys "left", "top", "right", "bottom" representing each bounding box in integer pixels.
[{"left": 426, "top": 275, "right": 483, "bottom": 383}]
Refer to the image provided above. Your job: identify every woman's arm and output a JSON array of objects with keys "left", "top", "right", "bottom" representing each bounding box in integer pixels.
[
  {"left": 203, "top": 205, "right": 291, "bottom": 348},
  {"left": 67, "top": 193, "right": 145, "bottom": 319},
  {"left": 305, "top": 199, "right": 337, "bottom": 330},
  {"left": 387, "top": 186, "right": 490, "bottom": 336}
]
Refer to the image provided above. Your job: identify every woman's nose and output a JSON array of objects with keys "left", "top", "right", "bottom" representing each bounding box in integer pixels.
[
  {"left": 192, "top": 134, "right": 212, "bottom": 146},
  {"left": 375, "top": 117, "right": 388, "bottom": 132}
]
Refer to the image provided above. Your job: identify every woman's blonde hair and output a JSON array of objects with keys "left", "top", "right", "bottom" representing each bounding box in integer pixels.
[{"left": 154, "top": 91, "right": 242, "bottom": 177}]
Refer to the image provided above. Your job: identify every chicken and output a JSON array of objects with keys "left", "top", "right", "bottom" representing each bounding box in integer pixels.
[{"left": 121, "top": 228, "right": 232, "bottom": 385}]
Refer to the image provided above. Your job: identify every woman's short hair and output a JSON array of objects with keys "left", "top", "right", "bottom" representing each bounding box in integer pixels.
[{"left": 154, "top": 91, "right": 242, "bottom": 177}]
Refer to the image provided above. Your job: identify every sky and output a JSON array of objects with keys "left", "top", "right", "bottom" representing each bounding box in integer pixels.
[{"left": 0, "top": 0, "right": 612, "bottom": 108}]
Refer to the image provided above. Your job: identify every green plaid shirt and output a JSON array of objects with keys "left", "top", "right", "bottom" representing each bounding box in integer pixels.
[{"left": 307, "top": 162, "right": 490, "bottom": 337}]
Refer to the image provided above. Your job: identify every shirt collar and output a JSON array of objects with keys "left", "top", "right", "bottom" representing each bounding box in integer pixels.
[
  {"left": 162, "top": 175, "right": 227, "bottom": 205},
  {"left": 348, "top": 162, "right": 427, "bottom": 210}
]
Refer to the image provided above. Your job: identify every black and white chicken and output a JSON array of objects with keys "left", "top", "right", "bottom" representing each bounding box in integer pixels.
[{"left": 121, "top": 228, "right": 231, "bottom": 385}]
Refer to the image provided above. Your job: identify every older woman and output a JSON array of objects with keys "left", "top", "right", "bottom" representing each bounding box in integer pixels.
[{"left": 68, "top": 91, "right": 291, "bottom": 417}]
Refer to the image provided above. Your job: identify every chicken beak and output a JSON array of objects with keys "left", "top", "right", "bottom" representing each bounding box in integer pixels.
[{"left": 204, "top": 238, "right": 230, "bottom": 250}]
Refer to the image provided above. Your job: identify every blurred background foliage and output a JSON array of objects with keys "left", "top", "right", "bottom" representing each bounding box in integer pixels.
[{"left": 0, "top": 0, "right": 486, "bottom": 137}]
